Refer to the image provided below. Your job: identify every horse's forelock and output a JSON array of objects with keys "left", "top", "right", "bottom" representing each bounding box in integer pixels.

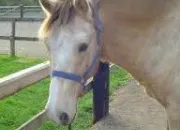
[{"left": 39, "top": 0, "right": 92, "bottom": 40}]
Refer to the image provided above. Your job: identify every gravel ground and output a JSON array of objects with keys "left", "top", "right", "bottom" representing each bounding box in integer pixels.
[{"left": 92, "top": 80, "right": 167, "bottom": 130}]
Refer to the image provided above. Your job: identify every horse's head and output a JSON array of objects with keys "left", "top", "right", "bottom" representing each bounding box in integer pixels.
[{"left": 39, "top": 0, "right": 101, "bottom": 125}]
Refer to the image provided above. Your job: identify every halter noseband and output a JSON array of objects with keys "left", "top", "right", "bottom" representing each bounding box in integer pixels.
[{"left": 51, "top": 0, "right": 103, "bottom": 86}]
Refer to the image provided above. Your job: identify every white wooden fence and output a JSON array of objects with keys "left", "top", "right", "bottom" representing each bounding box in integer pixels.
[{"left": 0, "top": 61, "right": 50, "bottom": 130}]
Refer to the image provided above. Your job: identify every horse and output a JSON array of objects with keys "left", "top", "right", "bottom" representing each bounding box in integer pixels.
[{"left": 39, "top": 0, "right": 180, "bottom": 129}]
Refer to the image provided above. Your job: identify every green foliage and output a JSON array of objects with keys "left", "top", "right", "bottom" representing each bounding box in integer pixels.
[{"left": 0, "top": 54, "right": 43, "bottom": 78}]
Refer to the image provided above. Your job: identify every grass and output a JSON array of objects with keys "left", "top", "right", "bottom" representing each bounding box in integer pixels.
[
  {"left": 0, "top": 79, "right": 49, "bottom": 130},
  {"left": 0, "top": 55, "right": 131, "bottom": 130},
  {"left": 0, "top": 54, "right": 43, "bottom": 78},
  {"left": 0, "top": 54, "right": 46, "bottom": 130}
]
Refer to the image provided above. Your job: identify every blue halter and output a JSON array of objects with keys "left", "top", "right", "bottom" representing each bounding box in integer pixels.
[{"left": 52, "top": 0, "right": 103, "bottom": 86}]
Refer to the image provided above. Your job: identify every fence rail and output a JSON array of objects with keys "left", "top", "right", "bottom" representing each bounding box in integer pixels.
[
  {"left": 0, "top": 6, "right": 20, "bottom": 16},
  {"left": 0, "top": 18, "right": 43, "bottom": 57},
  {"left": 0, "top": 5, "right": 41, "bottom": 17},
  {"left": 0, "top": 19, "right": 39, "bottom": 57},
  {"left": 16, "top": 110, "right": 47, "bottom": 130},
  {"left": 0, "top": 5, "right": 43, "bottom": 57},
  {"left": 0, "top": 36, "right": 39, "bottom": 41},
  {"left": 0, "top": 62, "right": 50, "bottom": 99},
  {"left": 0, "top": 17, "right": 43, "bottom": 21}
]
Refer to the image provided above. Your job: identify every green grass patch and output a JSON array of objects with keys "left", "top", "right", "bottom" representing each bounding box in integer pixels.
[
  {"left": 0, "top": 79, "right": 49, "bottom": 130},
  {"left": 0, "top": 62, "right": 130, "bottom": 130},
  {"left": 0, "top": 54, "right": 43, "bottom": 78},
  {"left": 0, "top": 54, "right": 46, "bottom": 130}
]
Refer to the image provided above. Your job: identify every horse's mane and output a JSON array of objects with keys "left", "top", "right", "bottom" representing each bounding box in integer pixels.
[{"left": 39, "top": 0, "right": 92, "bottom": 40}]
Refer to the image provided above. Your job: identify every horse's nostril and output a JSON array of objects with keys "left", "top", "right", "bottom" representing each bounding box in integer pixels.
[{"left": 59, "top": 112, "right": 69, "bottom": 125}]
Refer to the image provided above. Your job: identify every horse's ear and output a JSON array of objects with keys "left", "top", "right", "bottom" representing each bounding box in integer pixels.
[
  {"left": 74, "top": 0, "right": 91, "bottom": 16},
  {"left": 39, "top": 0, "right": 56, "bottom": 15}
]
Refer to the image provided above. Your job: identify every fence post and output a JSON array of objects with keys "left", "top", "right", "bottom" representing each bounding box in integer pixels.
[
  {"left": 20, "top": 4, "right": 24, "bottom": 18},
  {"left": 10, "top": 19, "right": 16, "bottom": 57},
  {"left": 92, "top": 62, "right": 109, "bottom": 124}
]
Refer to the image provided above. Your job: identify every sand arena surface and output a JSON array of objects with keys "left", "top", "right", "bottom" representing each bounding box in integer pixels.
[{"left": 92, "top": 80, "right": 166, "bottom": 130}]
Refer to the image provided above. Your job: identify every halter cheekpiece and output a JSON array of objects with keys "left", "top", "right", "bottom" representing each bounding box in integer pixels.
[{"left": 51, "top": 0, "right": 103, "bottom": 86}]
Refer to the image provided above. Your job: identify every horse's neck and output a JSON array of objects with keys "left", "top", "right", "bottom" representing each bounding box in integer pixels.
[{"left": 101, "top": 0, "right": 180, "bottom": 83}]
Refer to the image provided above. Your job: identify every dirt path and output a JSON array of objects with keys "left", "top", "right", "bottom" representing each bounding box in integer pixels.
[{"left": 92, "top": 80, "right": 167, "bottom": 130}]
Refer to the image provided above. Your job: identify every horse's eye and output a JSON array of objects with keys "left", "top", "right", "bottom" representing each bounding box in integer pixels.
[{"left": 78, "top": 43, "right": 88, "bottom": 52}]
